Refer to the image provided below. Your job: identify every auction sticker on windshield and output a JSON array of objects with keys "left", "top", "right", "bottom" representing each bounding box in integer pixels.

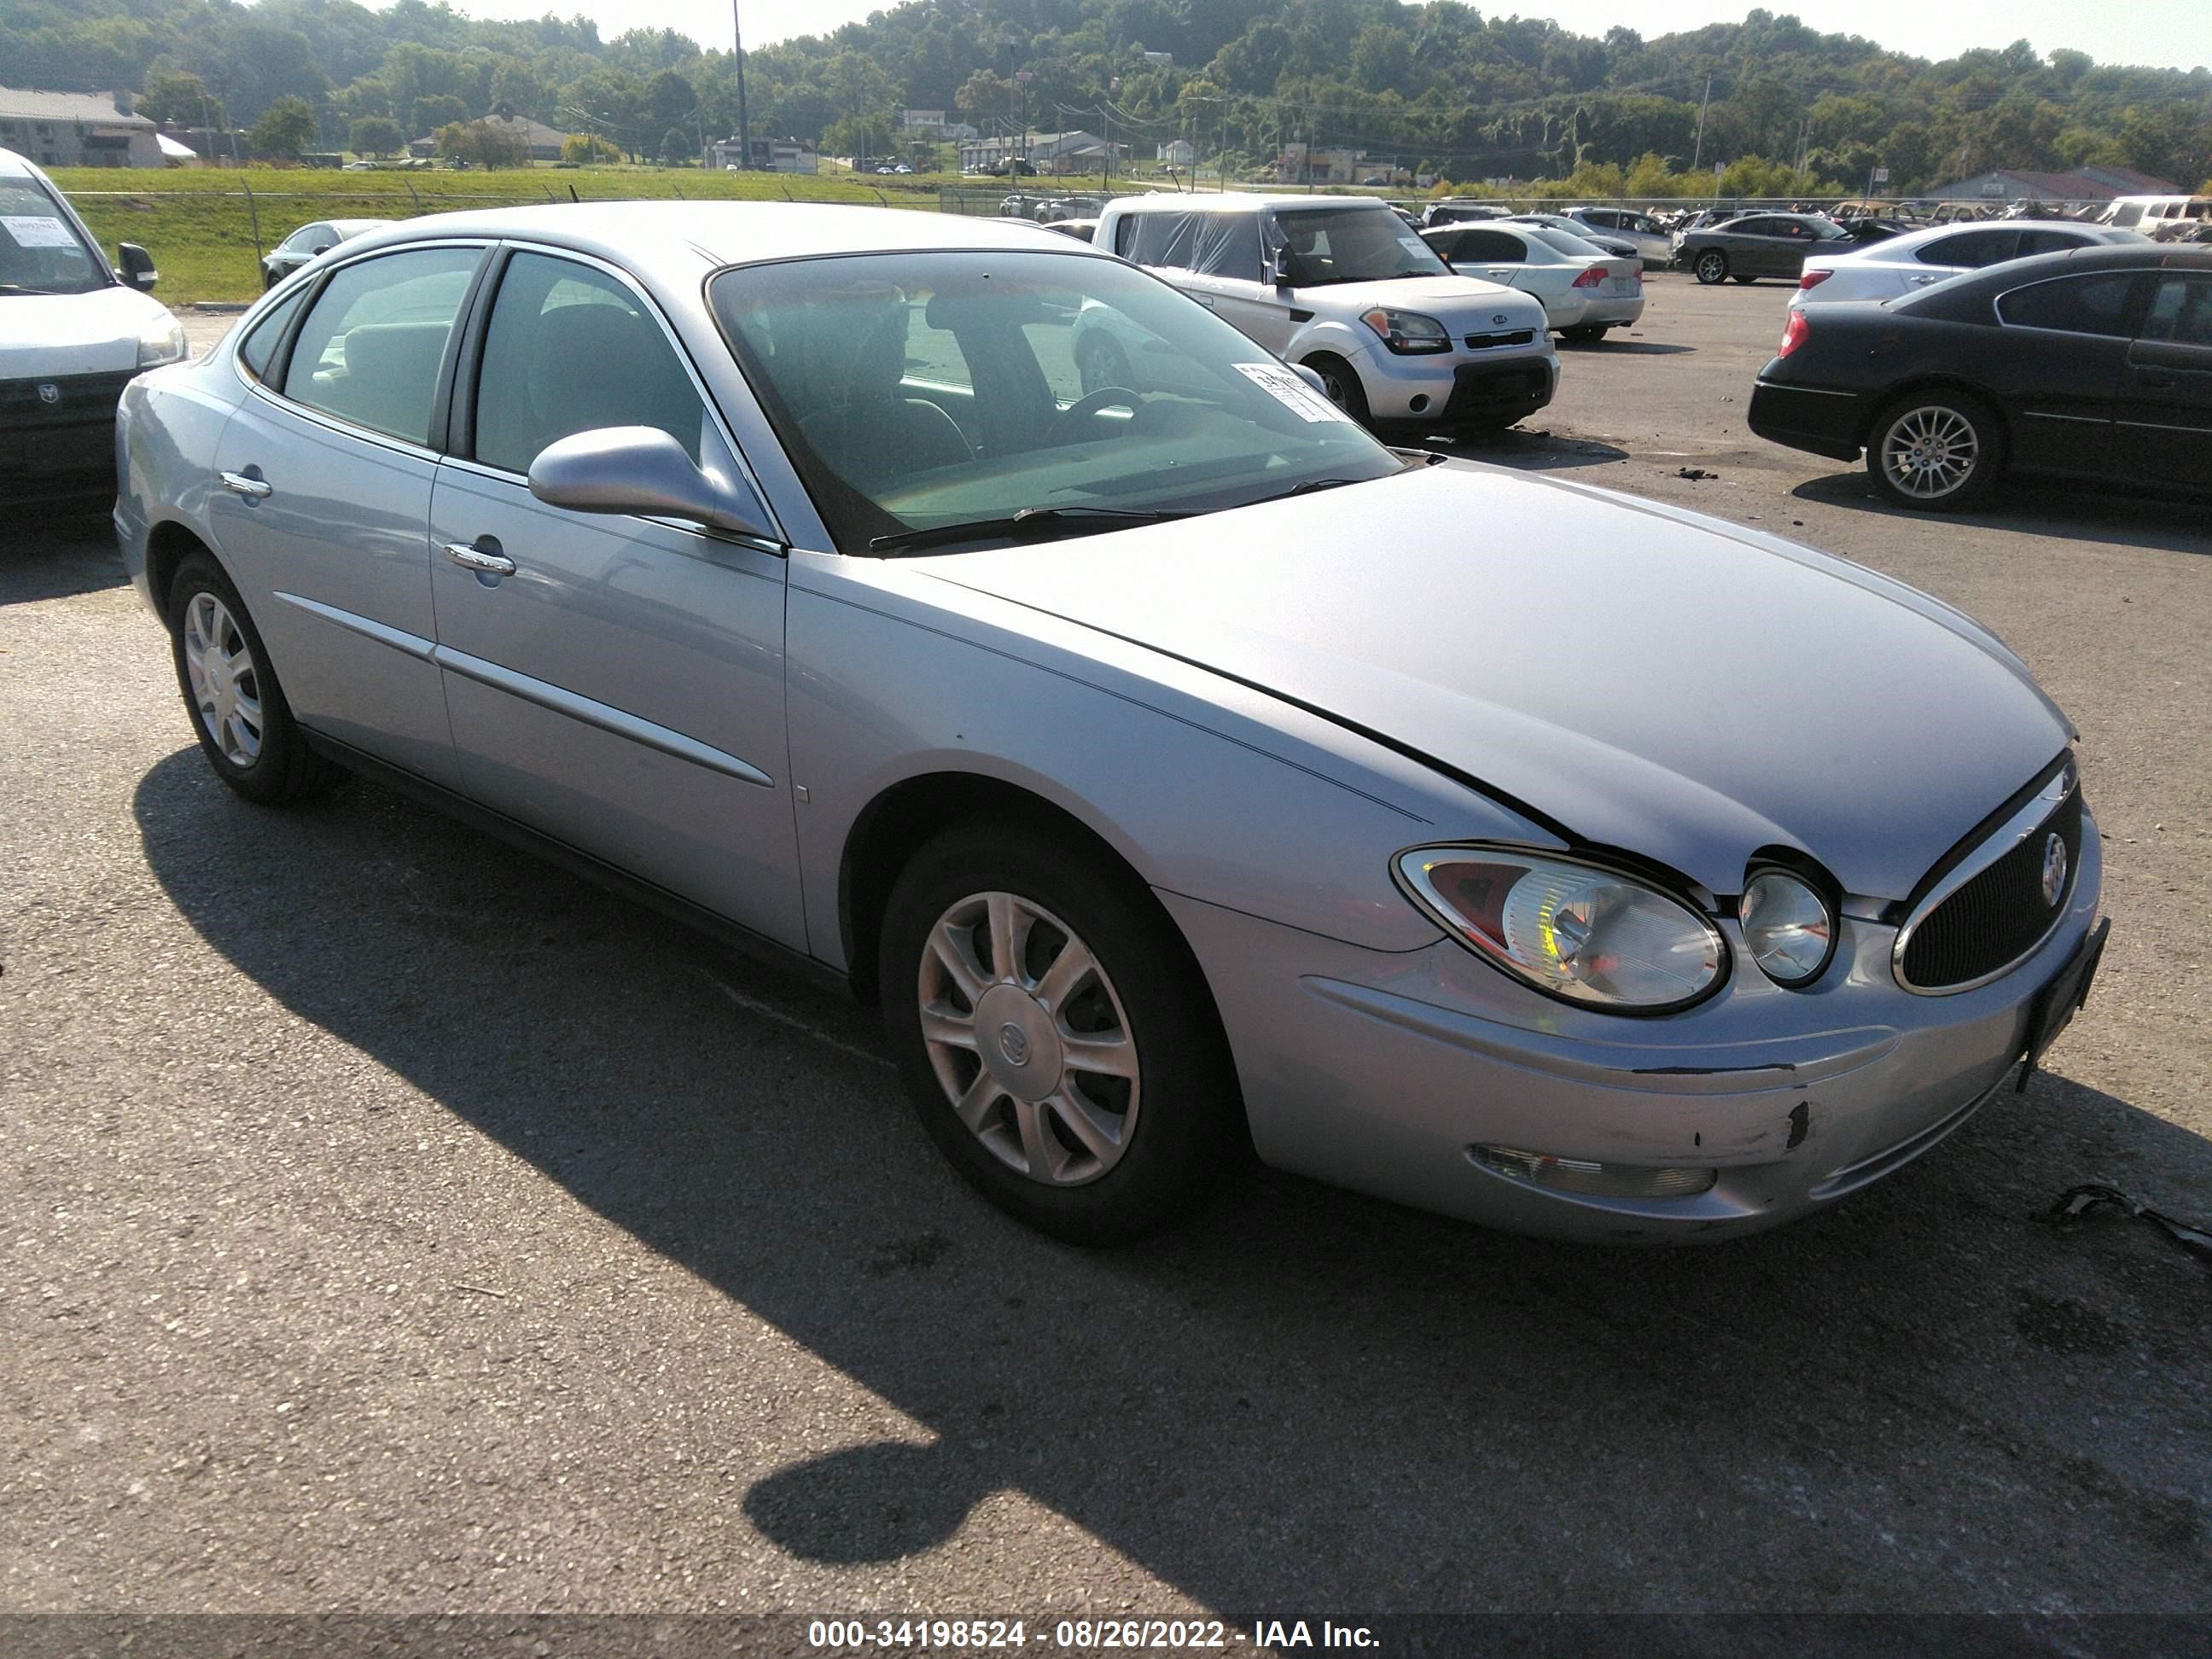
[
  {"left": 1234, "top": 362, "right": 1353, "bottom": 422},
  {"left": 3, "top": 216, "right": 77, "bottom": 248}
]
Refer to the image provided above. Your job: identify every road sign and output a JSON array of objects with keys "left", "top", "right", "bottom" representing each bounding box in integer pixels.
[{"left": 1872, "top": 168, "right": 1889, "bottom": 183}]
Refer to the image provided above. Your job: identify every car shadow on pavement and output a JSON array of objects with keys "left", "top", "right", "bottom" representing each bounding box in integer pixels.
[
  {"left": 1429, "top": 430, "right": 1628, "bottom": 472},
  {"left": 1792, "top": 473, "right": 2212, "bottom": 558},
  {"left": 0, "top": 516, "right": 129, "bottom": 607},
  {"left": 131, "top": 750, "right": 2212, "bottom": 1612},
  {"left": 1563, "top": 339, "right": 1695, "bottom": 355}
]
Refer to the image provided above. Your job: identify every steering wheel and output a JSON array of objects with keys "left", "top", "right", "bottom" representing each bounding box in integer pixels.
[{"left": 1049, "top": 385, "right": 1150, "bottom": 445}]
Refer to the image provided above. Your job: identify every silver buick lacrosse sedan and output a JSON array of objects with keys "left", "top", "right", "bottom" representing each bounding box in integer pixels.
[{"left": 115, "top": 203, "right": 2107, "bottom": 1244}]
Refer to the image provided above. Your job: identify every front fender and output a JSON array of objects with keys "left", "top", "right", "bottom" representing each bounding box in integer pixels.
[{"left": 783, "top": 551, "right": 1562, "bottom": 970}]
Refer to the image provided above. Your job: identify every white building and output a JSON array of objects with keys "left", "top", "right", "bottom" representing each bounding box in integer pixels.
[
  {"left": 1156, "top": 138, "right": 1194, "bottom": 166},
  {"left": 0, "top": 86, "right": 160, "bottom": 167},
  {"left": 709, "top": 136, "right": 818, "bottom": 173}
]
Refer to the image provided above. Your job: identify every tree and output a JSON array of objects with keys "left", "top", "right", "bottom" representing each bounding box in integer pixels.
[
  {"left": 249, "top": 94, "right": 318, "bottom": 159},
  {"left": 434, "top": 119, "right": 527, "bottom": 167},
  {"left": 660, "top": 125, "right": 693, "bottom": 166},
  {"left": 137, "top": 68, "right": 219, "bottom": 130},
  {"left": 410, "top": 95, "right": 469, "bottom": 137},
  {"left": 560, "top": 133, "right": 623, "bottom": 165},
  {"left": 349, "top": 116, "right": 404, "bottom": 157}
]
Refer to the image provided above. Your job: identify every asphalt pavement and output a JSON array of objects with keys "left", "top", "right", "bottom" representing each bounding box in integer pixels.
[{"left": 2, "top": 282, "right": 2208, "bottom": 1640}]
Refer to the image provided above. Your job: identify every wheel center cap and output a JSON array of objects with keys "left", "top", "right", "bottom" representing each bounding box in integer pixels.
[{"left": 973, "top": 983, "right": 1062, "bottom": 1103}]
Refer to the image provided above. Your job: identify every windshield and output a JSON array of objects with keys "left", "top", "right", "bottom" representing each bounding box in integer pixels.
[
  {"left": 708, "top": 249, "right": 1401, "bottom": 555},
  {"left": 1273, "top": 207, "right": 1450, "bottom": 285},
  {"left": 0, "top": 179, "right": 105, "bottom": 296}
]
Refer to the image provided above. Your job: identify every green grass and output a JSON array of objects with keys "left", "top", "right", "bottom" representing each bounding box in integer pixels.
[{"left": 48, "top": 166, "right": 948, "bottom": 305}]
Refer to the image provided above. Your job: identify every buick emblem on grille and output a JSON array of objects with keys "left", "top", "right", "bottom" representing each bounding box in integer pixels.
[
  {"left": 2040, "top": 832, "right": 2068, "bottom": 907},
  {"left": 37, "top": 382, "right": 60, "bottom": 406}
]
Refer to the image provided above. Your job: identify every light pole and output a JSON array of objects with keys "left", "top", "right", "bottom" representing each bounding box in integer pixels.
[{"left": 731, "top": 0, "right": 751, "bottom": 168}]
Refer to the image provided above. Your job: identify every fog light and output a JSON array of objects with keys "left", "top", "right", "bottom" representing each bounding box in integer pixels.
[
  {"left": 1471, "top": 1145, "right": 1718, "bottom": 1199},
  {"left": 1409, "top": 393, "right": 1430, "bottom": 413}
]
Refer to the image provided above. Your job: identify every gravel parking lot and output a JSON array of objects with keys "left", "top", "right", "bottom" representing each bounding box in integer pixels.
[{"left": 3, "top": 276, "right": 2209, "bottom": 1637}]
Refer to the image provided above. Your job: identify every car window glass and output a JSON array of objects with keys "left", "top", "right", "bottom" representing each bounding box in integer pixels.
[
  {"left": 0, "top": 178, "right": 103, "bottom": 296},
  {"left": 282, "top": 224, "right": 326, "bottom": 253},
  {"left": 2142, "top": 276, "right": 2212, "bottom": 347},
  {"left": 281, "top": 247, "right": 478, "bottom": 444},
  {"left": 239, "top": 288, "right": 306, "bottom": 381},
  {"left": 2016, "top": 229, "right": 2087, "bottom": 257},
  {"left": 472, "top": 251, "right": 703, "bottom": 474},
  {"left": 1126, "top": 212, "right": 1201, "bottom": 270},
  {"left": 1460, "top": 229, "right": 1522, "bottom": 262},
  {"left": 1190, "top": 212, "right": 1261, "bottom": 280},
  {"left": 1996, "top": 272, "right": 2138, "bottom": 338},
  {"left": 1922, "top": 229, "right": 2017, "bottom": 266}
]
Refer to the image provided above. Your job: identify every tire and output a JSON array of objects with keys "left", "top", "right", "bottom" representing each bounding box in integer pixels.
[
  {"left": 1731, "top": 274, "right": 1756, "bottom": 285},
  {"left": 1866, "top": 390, "right": 2004, "bottom": 512},
  {"left": 1693, "top": 249, "right": 1729, "bottom": 284},
  {"left": 878, "top": 819, "right": 1245, "bottom": 1245},
  {"left": 167, "top": 553, "right": 342, "bottom": 805},
  {"left": 1074, "top": 331, "right": 1134, "bottom": 396},
  {"left": 1301, "top": 352, "right": 1371, "bottom": 426},
  {"left": 1562, "top": 324, "right": 1608, "bottom": 344}
]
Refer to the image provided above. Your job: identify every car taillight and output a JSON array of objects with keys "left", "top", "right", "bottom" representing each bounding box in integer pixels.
[
  {"left": 1571, "top": 266, "right": 1606, "bottom": 288},
  {"left": 1798, "top": 269, "right": 1832, "bottom": 291},
  {"left": 1778, "top": 310, "right": 1811, "bottom": 358}
]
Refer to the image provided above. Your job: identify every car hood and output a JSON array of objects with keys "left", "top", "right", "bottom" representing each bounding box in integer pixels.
[
  {"left": 0, "top": 284, "right": 171, "bottom": 378},
  {"left": 1289, "top": 275, "right": 1548, "bottom": 329},
  {"left": 918, "top": 464, "right": 2072, "bottom": 901}
]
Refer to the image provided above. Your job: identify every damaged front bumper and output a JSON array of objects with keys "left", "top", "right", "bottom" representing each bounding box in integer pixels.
[{"left": 1159, "top": 826, "right": 2104, "bottom": 1243}]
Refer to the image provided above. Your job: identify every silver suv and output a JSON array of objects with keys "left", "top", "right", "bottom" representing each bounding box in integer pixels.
[{"left": 1093, "top": 194, "right": 1557, "bottom": 436}]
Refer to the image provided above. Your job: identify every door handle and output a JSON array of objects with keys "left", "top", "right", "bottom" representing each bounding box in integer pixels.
[
  {"left": 220, "top": 469, "right": 272, "bottom": 499},
  {"left": 444, "top": 540, "right": 516, "bottom": 578}
]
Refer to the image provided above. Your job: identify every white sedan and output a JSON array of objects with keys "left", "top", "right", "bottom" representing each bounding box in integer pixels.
[
  {"left": 1422, "top": 221, "right": 1644, "bottom": 341},
  {"left": 1790, "top": 221, "right": 2149, "bottom": 309}
]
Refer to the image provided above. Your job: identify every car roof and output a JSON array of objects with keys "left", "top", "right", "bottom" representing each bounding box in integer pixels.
[
  {"left": 1902, "top": 242, "right": 2212, "bottom": 310},
  {"left": 1848, "top": 220, "right": 2116, "bottom": 256},
  {"left": 1104, "top": 193, "right": 1392, "bottom": 215},
  {"left": 330, "top": 201, "right": 1111, "bottom": 275}
]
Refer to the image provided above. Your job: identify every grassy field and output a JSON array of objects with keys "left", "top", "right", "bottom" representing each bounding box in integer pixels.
[{"left": 48, "top": 166, "right": 951, "bottom": 305}]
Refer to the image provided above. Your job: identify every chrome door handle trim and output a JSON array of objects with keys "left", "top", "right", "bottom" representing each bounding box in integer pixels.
[
  {"left": 219, "top": 470, "right": 272, "bottom": 498},
  {"left": 444, "top": 542, "right": 516, "bottom": 577}
]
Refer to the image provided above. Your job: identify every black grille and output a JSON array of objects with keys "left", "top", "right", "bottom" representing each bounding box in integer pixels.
[
  {"left": 1463, "top": 329, "right": 1537, "bottom": 350},
  {"left": 0, "top": 367, "right": 136, "bottom": 433},
  {"left": 1901, "top": 786, "right": 2082, "bottom": 990}
]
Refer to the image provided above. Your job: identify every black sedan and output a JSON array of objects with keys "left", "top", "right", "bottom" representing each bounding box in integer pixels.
[
  {"left": 1749, "top": 245, "right": 2212, "bottom": 510},
  {"left": 1676, "top": 212, "right": 1852, "bottom": 284}
]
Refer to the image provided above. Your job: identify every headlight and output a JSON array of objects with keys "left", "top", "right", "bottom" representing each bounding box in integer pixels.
[
  {"left": 137, "top": 314, "right": 188, "bottom": 370},
  {"left": 1740, "top": 869, "right": 1837, "bottom": 987},
  {"left": 1394, "top": 846, "right": 1727, "bottom": 1011},
  {"left": 1360, "top": 307, "right": 1453, "bottom": 354}
]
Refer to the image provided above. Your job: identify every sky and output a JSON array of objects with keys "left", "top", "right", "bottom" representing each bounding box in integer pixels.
[{"left": 438, "top": 0, "right": 2212, "bottom": 70}]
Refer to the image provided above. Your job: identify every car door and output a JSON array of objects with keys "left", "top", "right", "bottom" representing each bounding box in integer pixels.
[
  {"left": 1903, "top": 228, "right": 2021, "bottom": 296},
  {"left": 2117, "top": 271, "right": 2212, "bottom": 490},
  {"left": 1449, "top": 225, "right": 1541, "bottom": 300},
  {"left": 1991, "top": 268, "right": 2146, "bottom": 477},
  {"left": 427, "top": 245, "right": 806, "bottom": 948},
  {"left": 210, "top": 242, "right": 486, "bottom": 789}
]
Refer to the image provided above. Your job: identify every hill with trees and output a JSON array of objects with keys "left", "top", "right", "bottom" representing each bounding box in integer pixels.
[{"left": 4, "top": 0, "right": 2208, "bottom": 191}]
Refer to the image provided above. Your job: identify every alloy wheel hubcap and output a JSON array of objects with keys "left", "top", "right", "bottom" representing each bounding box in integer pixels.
[
  {"left": 917, "top": 891, "right": 1140, "bottom": 1186},
  {"left": 183, "top": 592, "right": 264, "bottom": 766},
  {"left": 1883, "top": 406, "right": 1978, "bottom": 498}
]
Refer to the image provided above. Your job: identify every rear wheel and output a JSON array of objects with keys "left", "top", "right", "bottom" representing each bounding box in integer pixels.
[
  {"left": 1866, "top": 391, "right": 2003, "bottom": 512},
  {"left": 878, "top": 821, "right": 1244, "bottom": 1244},
  {"left": 1694, "top": 249, "right": 1729, "bottom": 284},
  {"left": 1301, "top": 352, "right": 1371, "bottom": 426},
  {"left": 1562, "top": 324, "right": 1609, "bottom": 344},
  {"left": 167, "top": 554, "right": 341, "bottom": 805}
]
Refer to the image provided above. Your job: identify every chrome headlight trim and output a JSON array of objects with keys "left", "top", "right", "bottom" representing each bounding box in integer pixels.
[{"left": 1892, "top": 758, "right": 2079, "bottom": 997}]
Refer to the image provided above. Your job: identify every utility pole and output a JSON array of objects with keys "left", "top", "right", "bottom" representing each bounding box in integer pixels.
[
  {"left": 1690, "top": 73, "right": 1712, "bottom": 174},
  {"left": 731, "top": 0, "right": 750, "bottom": 168}
]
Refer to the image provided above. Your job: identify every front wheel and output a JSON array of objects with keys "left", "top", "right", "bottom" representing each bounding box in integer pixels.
[
  {"left": 1693, "top": 250, "right": 1729, "bottom": 284},
  {"left": 878, "top": 821, "right": 1244, "bottom": 1244},
  {"left": 1866, "top": 391, "right": 2003, "bottom": 511},
  {"left": 168, "top": 553, "right": 341, "bottom": 804},
  {"left": 1300, "top": 352, "right": 1371, "bottom": 426}
]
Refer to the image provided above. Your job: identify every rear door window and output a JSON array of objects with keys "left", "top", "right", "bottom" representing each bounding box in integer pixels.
[
  {"left": 1921, "top": 229, "right": 2019, "bottom": 267},
  {"left": 2016, "top": 228, "right": 2091, "bottom": 257},
  {"left": 281, "top": 247, "right": 480, "bottom": 445},
  {"left": 2141, "top": 275, "right": 2212, "bottom": 347},
  {"left": 1997, "top": 271, "right": 2141, "bottom": 338},
  {"left": 1456, "top": 229, "right": 1525, "bottom": 262},
  {"left": 1125, "top": 212, "right": 1202, "bottom": 271}
]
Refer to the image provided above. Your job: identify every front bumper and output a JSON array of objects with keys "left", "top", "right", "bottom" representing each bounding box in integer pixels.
[
  {"left": 1353, "top": 340, "right": 1557, "bottom": 429},
  {"left": 1, "top": 367, "right": 136, "bottom": 505},
  {"left": 1159, "top": 824, "right": 2103, "bottom": 1243},
  {"left": 1748, "top": 377, "right": 1867, "bottom": 462}
]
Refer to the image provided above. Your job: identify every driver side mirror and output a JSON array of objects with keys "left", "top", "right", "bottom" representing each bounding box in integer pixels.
[
  {"left": 1293, "top": 364, "right": 1330, "bottom": 397},
  {"left": 528, "top": 427, "right": 776, "bottom": 542},
  {"left": 1267, "top": 246, "right": 1296, "bottom": 286},
  {"left": 116, "top": 242, "right": 157, "bottom": 291}
]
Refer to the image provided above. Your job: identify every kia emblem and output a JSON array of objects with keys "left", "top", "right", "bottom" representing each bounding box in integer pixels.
[
  {"left": 37, "top": 381, "right": 60, "bottom": 405},
  {"left": 2040, "top": 832, "right": 2068, "bottom": 907},
  {"left": 1491, "top": 313, "right": 1509, "bottom": 325}
]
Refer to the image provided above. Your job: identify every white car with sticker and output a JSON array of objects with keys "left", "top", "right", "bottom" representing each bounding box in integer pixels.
[
  {"left": 1091, "top": 194, "right": 1557, "bottom": 437},
  {"left": 1, "top": 146, "right": 186, "bottom": 504}
]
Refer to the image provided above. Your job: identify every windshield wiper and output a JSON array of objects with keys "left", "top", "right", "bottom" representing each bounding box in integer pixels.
[{"left": 870, "top": 504, "right": 1197, "bottom": 557}]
